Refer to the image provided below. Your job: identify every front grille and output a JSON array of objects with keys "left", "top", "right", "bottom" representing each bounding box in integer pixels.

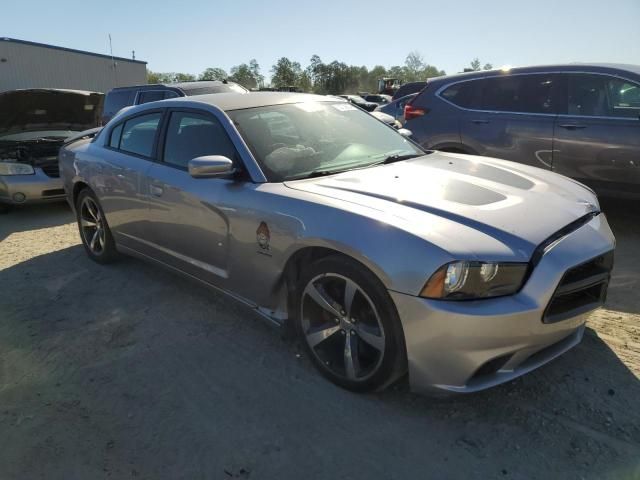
[
  {"left": 40, "top": 163, "right": 60, "bottom": 178},
  {"left": 544, "top": 251, "right": 614, "bottom": 323}
]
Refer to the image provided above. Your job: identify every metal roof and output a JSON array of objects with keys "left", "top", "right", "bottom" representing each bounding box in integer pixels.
[{"left": 0, "top": 37, "right": 147, "bottom": 65}]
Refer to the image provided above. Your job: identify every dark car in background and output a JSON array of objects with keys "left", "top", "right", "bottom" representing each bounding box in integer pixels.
[
  {"left": 404, "top": 64, "right": 640, "bottom": 198},
  {"left": 0, "top": 88, "right": 103, "bottom": 212},
  {"left": 363, "top": 94, "right": 392, "bottom": 106},
  {"left": 375, "top": 93, "right": 418, "bottom": 122},
  {"left": 101, "top": 80, "right": 248, "bottom": 124},
  {"left": 392, "top": 81, "right": 427, "bottom": 100},
  {"left": 337, "top": 95, "right": 378, "bottom": 112}
]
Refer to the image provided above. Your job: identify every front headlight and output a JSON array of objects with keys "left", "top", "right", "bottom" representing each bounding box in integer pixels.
[
  {"left": 0, "top": 162, "right": 35, "bottom": 175},
  {"left": 421, "top": 261, "right": 528, "bottom": 300}
]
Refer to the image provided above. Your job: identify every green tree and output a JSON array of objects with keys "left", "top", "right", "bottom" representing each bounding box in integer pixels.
[
  {"left": 173, "top": 72, "right": 196, "bottom": 82},
  {"left": 404, "top": 51, "right": 425, "bottom": 82},
  {"left": 199, "top": 67, "right": 228, "bottom": 81},
  {"left": 297, "top": 71, "right": 313, "bottom": 92},
  {"left": 229, "top": 63, "right": 258, "bottom": 89},
  {"left": 271, "top": 57, "right": 302, "bottom": 88},
  {"left": 249, "top": 59, "right": 264, "bottom": 88},
  {"left": 469, "top": 58, "right": 493, "bottom": 72}
]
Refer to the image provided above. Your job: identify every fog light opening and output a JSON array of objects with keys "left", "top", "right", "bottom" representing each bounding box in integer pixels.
[{"left": 12, "top": 192, "right": 26, "bottom": 203}]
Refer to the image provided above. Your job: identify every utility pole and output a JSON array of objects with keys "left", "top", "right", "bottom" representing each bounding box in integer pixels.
[{"left": 109, "top": 34, "right": 118, "bottom": 87}]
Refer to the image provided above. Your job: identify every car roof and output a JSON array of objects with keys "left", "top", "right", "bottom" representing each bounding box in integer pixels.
[
  {"left": 427, "top": 63, "right": 640, "bottom": 85},
  {"left": 167, "top": 92, "right": 339, "bottom": 111},
  {"left": 109, "top": 80, "right": 241, "bottom": 92},
  {"left": 0, "top": 88, "right": 102, "bottom": 96}
]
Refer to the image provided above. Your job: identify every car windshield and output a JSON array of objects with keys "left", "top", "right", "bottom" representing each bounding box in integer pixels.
[
  {"left": 349, "top": 96, "right": 367, "bottom": 103},
  {"left": 228, "top": 101, "right": 424, "bottom": 181}
]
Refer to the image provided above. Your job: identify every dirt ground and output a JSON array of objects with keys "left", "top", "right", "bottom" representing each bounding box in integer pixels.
[{"left": 1, "top": 199, "right": 639, "bottom": 480}]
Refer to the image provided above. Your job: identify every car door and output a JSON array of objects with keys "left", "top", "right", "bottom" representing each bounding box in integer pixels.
[
  {"left": 142, "top": 108, "right": 240, "bottom": 287},
  {"left": 552, "top": 73, "right": 640, "bottom": 195},
  {"left": 97, "top": 110, "right": 163, "bottom": 252},
  {"left": 458, "top": 74, "right": 559, "bottom": 169}
]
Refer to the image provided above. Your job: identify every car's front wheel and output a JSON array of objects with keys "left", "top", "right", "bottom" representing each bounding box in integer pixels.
[
  {"left": 296, "top": 256, "right": 406, "bottom": 392},
  {"left": 76, "top": 189, "right": 118, "bottom": 264}
]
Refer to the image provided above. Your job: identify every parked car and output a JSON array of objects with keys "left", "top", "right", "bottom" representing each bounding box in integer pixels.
[
  {"left": 392, "top": 81, "right": 427, "bottom": 100},
  {"left": 60, "top": 92, "right": 614, "bottom": 395},
  {"left": 337, "top": 94, "right": 378, "bottom": 112},
  {"left": 0, "top": 88, "right": 103, "bottom": 213},
  {"left": 404, "top": 63, "right": 640, "bottom": 198},
  {"left": 102, "top": 80, "right": 248, "bottom": 124},
  {"left": 370, "top": 111, "right": 403, "bottom": 130},
  {"left": 363, "top": 94, "right": 392, "bottom": 105},
  {"left": 375, "top": 93, "right": 418, "bottom": 122}
]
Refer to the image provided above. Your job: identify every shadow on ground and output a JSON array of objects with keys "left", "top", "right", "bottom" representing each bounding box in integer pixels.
[
  {"left": 599, "top": 197, "right": 640, "bottom": 315},
  {"left": 0, "top": 202, "right": 73, "bottom": 242},
  {"left": 1, "top": 243, "right": 638, "bottom": 479}
]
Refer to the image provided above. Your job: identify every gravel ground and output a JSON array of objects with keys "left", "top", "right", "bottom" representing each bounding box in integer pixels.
[{"left": 0, "top": 199, "right": 639, "bottom": 480}]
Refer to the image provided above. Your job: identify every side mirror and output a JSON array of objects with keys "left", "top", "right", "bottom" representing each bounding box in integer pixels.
[
  {"left": 398, "top": 128, "right": 413, "bottom": 138},
  {"left": 188, "top": 155, "right": 235, "bottom": 178}
]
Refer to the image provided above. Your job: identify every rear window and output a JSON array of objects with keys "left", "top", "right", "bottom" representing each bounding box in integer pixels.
[
  {"left": 393, "top": 82, "right": 427, "bottom": 100},
  {"left": 441, "top": 81, "right": 479, "bottom": 109},
  {"left": 103, "top": 90, "right": 135, "bottom": 118}
]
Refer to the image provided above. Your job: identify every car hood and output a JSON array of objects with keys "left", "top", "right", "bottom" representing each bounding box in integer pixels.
[
  {"left": 284, "top": 152, "right": 600, "bottom": 259},
  {"left": 0, "top": 89, "right": 104, "bottom": 137}
]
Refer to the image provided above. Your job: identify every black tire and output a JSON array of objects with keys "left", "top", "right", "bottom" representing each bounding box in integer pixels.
[
  {"left": 294, "top": 255, "right": 406, "bottom": 392},
  {"left": 75, "top": 188, "right": 118, "bottom": 264}
]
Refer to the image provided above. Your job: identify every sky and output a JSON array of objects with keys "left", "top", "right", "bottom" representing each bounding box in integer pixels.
[{"left": 2, "top": 0, "right": 639, "bottom": 81}]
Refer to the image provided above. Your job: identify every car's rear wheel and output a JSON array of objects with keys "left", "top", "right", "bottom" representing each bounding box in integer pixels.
[
  {"left": 295, "top": 256, "right": 406, "bottom": 392},
  {"left": 76, "top": 189, "right": 118, "bottom": 264}
]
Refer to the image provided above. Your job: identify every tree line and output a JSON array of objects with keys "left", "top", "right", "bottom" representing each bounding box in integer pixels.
[{"left": 147, "top": 53, "right": 492, "bottom": 94}]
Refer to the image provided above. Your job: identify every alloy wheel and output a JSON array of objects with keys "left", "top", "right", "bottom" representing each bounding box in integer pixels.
[
  {"left": 301, "top": 273, "right": 386, "bottom": 381},
  {"left": 79, "top": 197, "right": 106, "bottom": 255}
]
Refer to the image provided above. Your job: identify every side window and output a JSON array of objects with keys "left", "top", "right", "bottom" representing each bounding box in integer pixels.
[
  {"left": 440, "top": 81, "right": 480, "bottom": 109},
  {"left": 605, "top": 77, "right": 640, "bottom": 118},
  {"left": 164, "top": 91, "right": 180, "bottom": 99},
  {"left": 520, "top": 75, "right": 556, "bottom": 114},
  {"left": 163, "top": 111, "right": 238, "bottom": 169},
  {"left": 109, "top": 123, "right": 123, "bottom": 148},
  {"left": 567, "top": 74, "right": 608, "bottom": 117},
  {"left": 119, "top": 113, "right": 162, "bottom": 157},
  {"left": 138, "top": 91, "right": 166, "bottom": 105},
  {"left": 479, "top": 75, "right": 556, "bottom": 114}
]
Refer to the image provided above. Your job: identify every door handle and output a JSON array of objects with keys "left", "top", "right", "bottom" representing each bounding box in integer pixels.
[
  {"left": 558, "top": 124, "right": 587, "bottom": 130},
  {"left": 470, "top": 119, "right": 489, "bottom": 124},
  {"left": 150, "top": 184, "right": 164, "bottom": 197}
]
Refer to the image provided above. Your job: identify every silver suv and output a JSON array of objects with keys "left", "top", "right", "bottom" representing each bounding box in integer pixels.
[{"left": 404, "top": 64, "right": 640, "bottom": 198}]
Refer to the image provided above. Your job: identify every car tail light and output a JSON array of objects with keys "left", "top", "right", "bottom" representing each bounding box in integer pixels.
[{"left": 404, "top": 104, "right": 427, "bottom": 121}]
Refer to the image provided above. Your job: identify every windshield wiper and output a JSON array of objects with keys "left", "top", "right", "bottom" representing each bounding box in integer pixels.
[
  {"left": 371, "top": 153, "right": 424, "bottom": 166},
  {"left": 303, "top": 168, "right": 352, "bottom": 179}
]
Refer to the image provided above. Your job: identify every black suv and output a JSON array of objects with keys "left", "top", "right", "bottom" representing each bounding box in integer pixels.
[
  {"left": 404, "top": 63, "right": 640, "bottom": 198},
  {"left": 102, "top": 80, "right": 248, "bottom": 124}
]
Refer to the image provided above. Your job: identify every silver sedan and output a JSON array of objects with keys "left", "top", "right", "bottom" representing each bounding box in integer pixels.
[{"left": 59, "top": 92, "right": 615, "bottom": 395}]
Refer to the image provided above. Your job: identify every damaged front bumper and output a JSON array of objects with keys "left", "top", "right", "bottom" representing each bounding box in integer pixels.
[{"left": 392, "top": 213, "right": 616, "bottom": 395}]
